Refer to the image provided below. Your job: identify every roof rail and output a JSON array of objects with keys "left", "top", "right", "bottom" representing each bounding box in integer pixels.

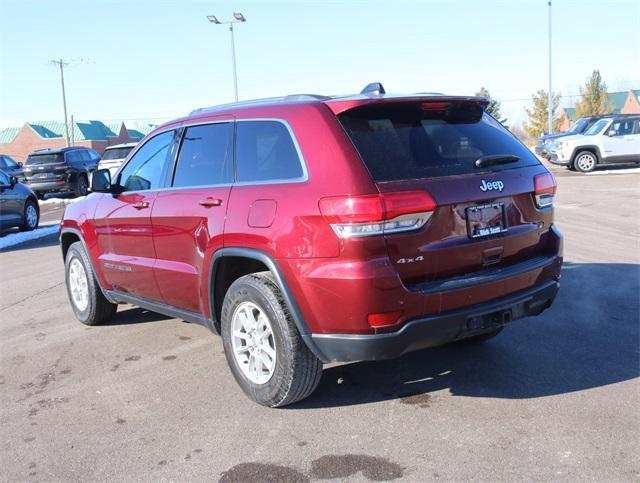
[{"left": 190, "top": 93, "right": 329, "bottom": 116}]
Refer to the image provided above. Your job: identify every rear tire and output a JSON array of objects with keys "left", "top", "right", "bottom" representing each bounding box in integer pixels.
[
  {"left": 20, "top": 199, "right": 39, "bottom": 231},
  {"left": 65, "top": 242, "right": 117, "bottom": 325},
  {"left": 221, "top": 272, "right": 323, "bottom": 407},
  {"left": 574, "top": 151, "right": 597, "bottom": 173},
  {"left": 455, "top": 327, "right": 503, "bottom": 345},
  {"left": 74, "top": 175, "right": 89, "bottom": 197}
]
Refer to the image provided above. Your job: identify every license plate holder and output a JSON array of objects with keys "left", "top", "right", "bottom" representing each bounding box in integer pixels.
[{"left": 466, "top": 202, "right": 507, "bottom": 239}]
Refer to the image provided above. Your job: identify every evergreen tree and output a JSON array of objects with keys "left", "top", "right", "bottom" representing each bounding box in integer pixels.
[
  {"left": 574, "top": 70, "right": 614, "bottom": 118},
  {"left": 524, "top": 89, "right": 562, "bottom": 138},
  {"left": 475, "top": 87, "right": 507, "bottom": 124}
]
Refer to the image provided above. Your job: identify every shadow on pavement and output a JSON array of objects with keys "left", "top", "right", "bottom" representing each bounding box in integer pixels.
[
  {"left": 294, "top": 262, "right": 640, "bottom": 409},
  {"left": 104, "top": 306, "right": 171, "bottom": 326}
]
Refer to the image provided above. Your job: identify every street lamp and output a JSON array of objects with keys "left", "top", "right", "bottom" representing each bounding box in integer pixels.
[
  {"left": 207, "top": 12, "right": 247, "bottom": 102},
  {"left": 548, "top": 1, "right": 553, "bottom": 135}
]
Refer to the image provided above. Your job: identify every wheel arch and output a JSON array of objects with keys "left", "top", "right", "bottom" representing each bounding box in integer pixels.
[
  {"left": 571, "top": 145, "right": 601, "bottom": 165},
  {"left": 209, "top": 247, "right": 328, "bottom": 362},
  {"left": 60, "top": 227, "right": 115, "bottom": 303}
]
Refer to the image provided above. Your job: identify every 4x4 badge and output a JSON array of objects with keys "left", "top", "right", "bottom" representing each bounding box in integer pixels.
[{"left": 480, "top": 180, "right": 504, "bottom": 192}]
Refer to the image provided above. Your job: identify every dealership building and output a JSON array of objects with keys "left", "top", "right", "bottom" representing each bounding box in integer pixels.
[{"left": 0, "top": 120, "right": 156, "bottom": 161}]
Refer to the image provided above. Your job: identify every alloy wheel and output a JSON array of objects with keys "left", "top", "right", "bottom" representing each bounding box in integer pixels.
[{"left": 230, "top": 301, "right": 277, "bottom": 385}]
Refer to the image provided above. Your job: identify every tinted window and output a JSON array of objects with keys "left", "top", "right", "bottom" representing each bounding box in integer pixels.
[
  {"left": 66, "top": 151, "right": 82, "bottom": 162},
  {"left": 87, "top": 149, "right": 100, "bottom": 161},
  {"left": 25, "top": 153, "right": 64, "bottom": 165},
  {"left": 339, "top": 103, "right": 539, "bottom": 181},
  {"left": 608, "top": 119, "right": 634, "bottom": 136},
  {"left": 101, "top": 147, "right": 134, "bottom": 160},
  {"left": 585, "top": 119, "right": 609, "bottom": 135},
  {"left": 236, "top": 121, "right": 303, "bottom": 183},
  {"left": 118, "top": 131, "right": 173, "bottom": 191},
  {"left": 173, "top": 123, "right": 233, "bottom": 187},
  {"left": 0, "top": 170, "right": 9, "bottom": 185},
  {"left": 0, "top": 156, "right": 18, "bottom": 169}
]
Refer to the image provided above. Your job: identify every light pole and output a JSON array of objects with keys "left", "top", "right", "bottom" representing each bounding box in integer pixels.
[
  {"left": 547, "top": 1, "right": 553, "bottom": 135},
  {"left": 207, "top": 12, "right": 246, "bottom": 102},
  {"left": 50, "top": 59, "right": 70, "bottom": 146}
]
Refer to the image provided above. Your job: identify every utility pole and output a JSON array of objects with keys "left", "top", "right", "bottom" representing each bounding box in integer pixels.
[
  {"left": 547, "top": 1, "right": 553, "bottom": 135},
  {"left": 50, "top": 59, "right": 70, "bottom": 146}
]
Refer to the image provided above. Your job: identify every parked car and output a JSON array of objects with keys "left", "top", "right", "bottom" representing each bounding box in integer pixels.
[
  {"left": 60, "top": 84, "right": 562, "bottom": 407},
  {"left": 0, "top": 169, "right": 39, "bottom": 231},
  {"left": 22, "top": 147, "right": 100, "bottom": 198},
  {"left": 0, "top": 154, "right": 25, "bottom": 180},
  {"left": 548, "top": 114, "right": 640, "bottom": 172},
  {"left": 97, "top": 143, "right": 137, "bottom": 177},
  {"left": 534, "top": 114, "right": 616, "bottom": 159}
]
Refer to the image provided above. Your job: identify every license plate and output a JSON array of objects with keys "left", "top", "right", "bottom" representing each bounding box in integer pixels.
[
  {"left": 466, "top": 202, "right": 507, "bottom": 238},
  {"left": 34, "top": 172, "right": 53, "bottom": 179}
]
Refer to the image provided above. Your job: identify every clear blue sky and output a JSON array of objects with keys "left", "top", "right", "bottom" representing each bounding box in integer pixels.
[{"left": 1, "top": 0, "right": 638, "bottom": 129}]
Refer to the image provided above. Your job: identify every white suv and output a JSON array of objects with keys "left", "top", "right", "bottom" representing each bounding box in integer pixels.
[
  {"left": 97, "top": 143, "right": 137, "bottom": 177},
  {"left": 549, "top": 115, "right": 640, "bottom": 172}
]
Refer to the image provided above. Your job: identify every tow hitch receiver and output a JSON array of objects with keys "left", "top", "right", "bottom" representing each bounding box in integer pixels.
[{"left": 466, "top": 309, "right": 512, "bottom": 333}]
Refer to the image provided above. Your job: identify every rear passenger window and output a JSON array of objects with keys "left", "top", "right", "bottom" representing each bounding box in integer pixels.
[
  {"left": 235, "top": 121, "right": 304, "bottom": 183},
  {"left": 173, "top": 123, "right": 233, "bottom": 187}
]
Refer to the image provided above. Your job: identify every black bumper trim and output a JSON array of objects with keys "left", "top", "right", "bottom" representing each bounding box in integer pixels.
[
  {"left": 311, "top": 280, "right": 559, "bottom": 363},
  {"left": 406, "top": 255, "right": 556, "bottom": 294}
]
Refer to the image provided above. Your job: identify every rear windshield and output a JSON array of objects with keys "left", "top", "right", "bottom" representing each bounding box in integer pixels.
[
  {"left": 101, "top": 147, "right": 134, "bottom": 161},
  {"left": 25, "top": 153, "right": 65, "bottom": 165},
  {"left": 338, "top": 102, "right": 540, "bottom": 181}
]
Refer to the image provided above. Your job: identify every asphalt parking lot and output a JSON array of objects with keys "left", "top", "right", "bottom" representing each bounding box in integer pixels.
[{"left": 1, "top": 168, "right": 638, "bottom": 481}]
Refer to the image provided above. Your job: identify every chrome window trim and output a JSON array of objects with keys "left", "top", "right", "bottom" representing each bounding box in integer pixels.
[{"left": 115, "top": 118, "right": 308, "bottom": 195}]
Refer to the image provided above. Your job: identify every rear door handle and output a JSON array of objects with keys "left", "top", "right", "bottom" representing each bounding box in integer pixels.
[
  {"left": 199, "top": 198, "right": 223, "bottom": 207},
  {"left": 132, "top": 201, "right": 149, "bottom": 210}
]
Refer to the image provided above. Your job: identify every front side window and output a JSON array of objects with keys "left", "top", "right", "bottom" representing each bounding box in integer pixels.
[
  {"left": 118, "top": 131, "right": 173, "bottom": 191},
  {"left": 0, "top": 170, "right": 9, "bottom": 185},
  {"left": 173, "top": 123, "right": 233, "bottom": 187},
  {"left": 235, "top": 121, "right": 304, "bottom": 183},
  {"left": 584, "top": 119, "right": 609, "bottom": 135}
]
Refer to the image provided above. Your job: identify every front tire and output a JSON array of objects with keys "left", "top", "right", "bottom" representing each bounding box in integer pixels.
[
  {"left": 574, "top": 151, "right": 597, "bottom": 173},
  {"left": 221, "top": 272, "right": 323, "bottom": 407},
  {"left": 20, "top": 199, "right": 39, "bottom": 231},
  {"left": 65, "top": 242, "right": 117, "bottom": 325}
]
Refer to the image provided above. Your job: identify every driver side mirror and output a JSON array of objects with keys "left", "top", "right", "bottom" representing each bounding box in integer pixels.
[
  {"left": 9, "top": 175, "right": 18, "bottom": 186},
  {"left": 607, "top": 130, "right": 617, "bottom": 137},
  {"left": 91, "top": 168, "right": 112, "bottom": 193},
  {"left": 17, "top": 162, "right": 23, "bottom": 167}
]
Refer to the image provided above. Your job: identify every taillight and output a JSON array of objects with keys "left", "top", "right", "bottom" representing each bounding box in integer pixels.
[
  {"left": 534, "top": 172, "right": 556, "bottom": 209},
  {"left": 319, "top": 191, "right": 436, "bottom": 238}
]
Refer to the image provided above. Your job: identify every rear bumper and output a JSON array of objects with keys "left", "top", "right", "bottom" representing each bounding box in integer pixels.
[
  {"left": 311, "top": 280, "right": 559, "bottom": 362},
  {"left": 27, "top": 180, "right": 74, "bottom": 193}
]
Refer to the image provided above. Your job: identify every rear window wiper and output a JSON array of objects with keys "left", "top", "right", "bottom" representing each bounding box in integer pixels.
[{"left": 474, "top": 155, "right": 520, "bottom": 168}]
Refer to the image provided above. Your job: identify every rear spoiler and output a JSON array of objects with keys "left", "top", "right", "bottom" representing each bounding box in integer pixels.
[{"left": 324, "top": 96, "right": 491, "bottom": 116}]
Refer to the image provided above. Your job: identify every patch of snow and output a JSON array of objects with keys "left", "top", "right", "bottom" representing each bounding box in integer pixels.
[
  {"left": 586, "top": 167, "right": 640, "bottom": 176},
  {"left": 39, "top": 196, "right": 85, "bottom": 207},
  {"left": 0, "top": 224, "right": 59, "bottom": 250}
]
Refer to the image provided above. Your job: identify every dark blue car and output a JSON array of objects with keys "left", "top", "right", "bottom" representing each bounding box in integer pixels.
[{"left": 0, "top": 169, "right": 39, "bottom": 231}]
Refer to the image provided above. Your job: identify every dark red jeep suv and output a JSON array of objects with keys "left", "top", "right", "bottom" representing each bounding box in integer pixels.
[{"left": 60, "top": 84, "right": 562, "bottom": 407}]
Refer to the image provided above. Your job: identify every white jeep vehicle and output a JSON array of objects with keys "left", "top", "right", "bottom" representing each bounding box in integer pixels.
[
  {"left": 97, "top": 143, "right": 137, "bottom": 177},
  {"left": 549, "top": 115, "right": 640, "bottom": 172}
]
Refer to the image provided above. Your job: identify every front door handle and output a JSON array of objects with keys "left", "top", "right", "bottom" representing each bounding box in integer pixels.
[
  {"left": 132, "top": 201, "right": 149, "bottom": 210},
  {"left": 199, "top": 198, "right": 223, "bottom": 207}
]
